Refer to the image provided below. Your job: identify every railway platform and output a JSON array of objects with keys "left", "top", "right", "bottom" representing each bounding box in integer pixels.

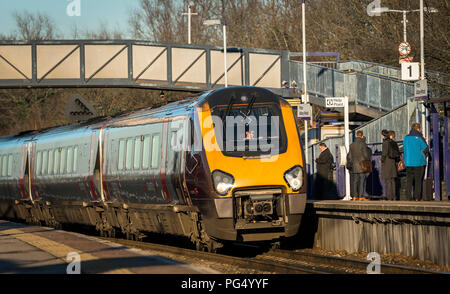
[
  {"left": 0, "top": 220, "right": 217, "bottom": 274},
  {"left": 299, "top": 200, "right": 450, "bottom": 267}
]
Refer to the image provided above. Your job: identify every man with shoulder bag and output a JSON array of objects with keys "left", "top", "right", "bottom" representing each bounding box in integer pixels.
[{"left": 346, "top": 130, "right": 372, "bottom": 201}]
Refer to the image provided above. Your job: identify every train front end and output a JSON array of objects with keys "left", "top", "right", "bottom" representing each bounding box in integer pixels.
[{"left": 189, "top": 87, "right": 306, "bottom": 243}]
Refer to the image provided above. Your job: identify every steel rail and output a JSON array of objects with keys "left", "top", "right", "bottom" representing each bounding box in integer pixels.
[
  {"left": 99, "top": 237, "right": 330, "bottom": 274},
  {"left": 265, "top": 249, "right": 448, "bottom": 274}
]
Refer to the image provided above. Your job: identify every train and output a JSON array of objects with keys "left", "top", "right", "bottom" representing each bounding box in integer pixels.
[{"left": 0, "top": 86, "right": 307, "bottom": 251}]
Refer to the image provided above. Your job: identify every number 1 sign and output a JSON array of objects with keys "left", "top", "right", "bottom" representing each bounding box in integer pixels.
[{"left": 401, "top": 62, "right": 420, "bottom": 81}]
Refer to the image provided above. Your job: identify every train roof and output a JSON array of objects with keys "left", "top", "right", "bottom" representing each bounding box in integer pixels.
[{"left": 0, "top": 86, "right": 282, "bottom": 143}]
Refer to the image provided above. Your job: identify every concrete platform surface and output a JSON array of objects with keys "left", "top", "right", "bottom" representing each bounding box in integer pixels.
[{"left": 0, "top": 220, "right": 218, "bottom": 274}]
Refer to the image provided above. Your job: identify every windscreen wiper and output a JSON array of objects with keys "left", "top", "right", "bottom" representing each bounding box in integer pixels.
[
  {"left": 223, "top": 95, "right": 236, "bottom": 120},
  {"left": 245, "top": 95, "right": 256, "bottom": 116}
]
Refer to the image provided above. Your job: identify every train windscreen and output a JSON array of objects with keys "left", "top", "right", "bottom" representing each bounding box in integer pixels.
[{"left": 210, "top": 102, "right": 288, "bottom": 158}]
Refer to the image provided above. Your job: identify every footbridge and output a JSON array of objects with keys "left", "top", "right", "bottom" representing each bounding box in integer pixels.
[{"left": 0, "top": 40, "right": 428, "bottom": 119}]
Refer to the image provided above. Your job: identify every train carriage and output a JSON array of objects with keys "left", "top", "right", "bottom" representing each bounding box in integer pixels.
[{"left": 0, "top": 86, "right": 307, "bottom": 251}]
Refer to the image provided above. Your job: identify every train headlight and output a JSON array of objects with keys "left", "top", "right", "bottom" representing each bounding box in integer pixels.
[
  {"left": 284, "top": 165, "right": 303, "bottom": 191},
  {"left": 212, "top": 170, "right": 235, "bottom": 196}
]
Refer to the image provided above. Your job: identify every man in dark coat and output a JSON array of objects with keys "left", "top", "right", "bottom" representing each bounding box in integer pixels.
[
  {"left": 381, "top": 130, "right": 399, "bottom": 200},
  {"left": 346, "top": 130, "right": 372, "bottom": 201},
  {"left": 314, "top": 142, "right": 333, "bottom": 200}
]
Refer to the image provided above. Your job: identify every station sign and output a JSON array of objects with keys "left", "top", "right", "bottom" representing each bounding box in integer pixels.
[
  {"left": 414, "top": 79, "right": 428, "bottom": 101},
  {"left": 325, "top": 97, "right": 346, "bottom": 108},
  {"left": 297, "top": 104, "right": 312, "bottom": 121}
]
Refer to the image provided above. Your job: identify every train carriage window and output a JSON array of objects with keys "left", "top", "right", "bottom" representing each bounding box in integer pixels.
[
  {"left": 60, "top": 148, "right": 66, "bottom": 174},
  {"left": 118, "top": 140, "right": 125, "bottom": 170},
  {"left": 54, "top": 149, "right": 60, "bottom": 174},
  {"left": 42, "top": 151, "right": 48, "bottom": 175},
  {"left": 67, "top": 147, "right": 73, "bottom": 174},
  {"left": 7, "top": 155, "right": 13, "bottom": 176},
  {"left": 151, "top": 135, "right": 160, "bottom": 169},
  {"left": 48, "top": 150, "right": 54, "bottom": 175},
  {"left": 134, "top": 137, "right": 142, "bottom": 170},
  {"left": 126, "top": 139, "right": 133, "bottom": 170},
  {"left": 73, "top": 146, "right": 78, "bottom": 173},
  {"left": 36, "top": 152, "right": 42, "bottom": 176},
  {"left": 1, "top": 155, "right": 6, "bottom": 177},
  {"left": 142, "top": 135, "right": 151, "bottom": 169}
]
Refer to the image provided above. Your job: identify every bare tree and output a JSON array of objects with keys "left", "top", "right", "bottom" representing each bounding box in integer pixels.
[{"left": 12, "top": 11, "right": 59, "bottom": 40}]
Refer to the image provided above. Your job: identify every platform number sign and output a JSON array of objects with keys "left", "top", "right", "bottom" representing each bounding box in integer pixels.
[{"left": 401, "top": 62, "right": 420, "bottom": 81}]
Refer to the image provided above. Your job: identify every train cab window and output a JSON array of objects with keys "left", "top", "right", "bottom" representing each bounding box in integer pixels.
[
  {"left": 42, "top": 151, "right": 48, "bottom": 175},
  {"left": 60, "top": 148, "right": 66, "bottom": 174},
  {"left": 54, "top": 149, "right": 60, "bottom": 174},
  {"left": 73, "top": 146, "right": 78, "bottom": 173},
  {"left": 48, "top": 150, "right": 54, "bottom": 175},
  {"left": 67, "top": 147, "right": 73, "bottom": 174},
  {"left": 142, "top": 135, "right": 151, "bottom": 169},
  {"left": 7, "top": 155, "right": 13, "bottom": 176},
  {"left": 211, "top": 103, "right": 287, "bottom": 157},
  {"left": 36, "top": 152, "right": 42, "bottom": 176},
  {"left": 134, "top": 137, "right": 142, "bottom": 170},
  {"left": 126, "top": 139, "right": 133, "bottom": 170},
  {"left": 118, "top": 140, "right": 125, "bottom": 170},
  {"left": 151, "top": 135, "right": 160, "bottom": 168}
]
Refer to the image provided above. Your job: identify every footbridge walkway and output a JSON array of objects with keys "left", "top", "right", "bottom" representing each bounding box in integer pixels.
[{"left": 0, "top": 40, "right": 432, "bottom": 119}]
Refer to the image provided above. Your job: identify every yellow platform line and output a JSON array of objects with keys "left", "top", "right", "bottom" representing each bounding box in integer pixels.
[{"left": 0, "top": 226, "right": 132, "bottom": 274}]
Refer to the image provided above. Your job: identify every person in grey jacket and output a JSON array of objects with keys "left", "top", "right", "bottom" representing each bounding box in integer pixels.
[
  {"left": 381, "top": 130, "right": 399, "bottom": 200},
  {"left": 346, "top": 130, "right": 372, "bottom": 201}
]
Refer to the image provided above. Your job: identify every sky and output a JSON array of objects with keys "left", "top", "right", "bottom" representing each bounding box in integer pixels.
[{"left": 0, "top": 0, "right": 141, "bottom": 38}]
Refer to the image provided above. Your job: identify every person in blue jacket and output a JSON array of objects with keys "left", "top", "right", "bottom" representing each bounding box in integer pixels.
[{"left": 403, "top": 123, "right": 429, "bottom": 201}]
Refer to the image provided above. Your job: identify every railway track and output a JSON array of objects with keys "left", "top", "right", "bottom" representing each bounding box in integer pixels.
[
  {"left": 100, "top": 237, "right": 447, "bottom": 274},
  {"left": 263, "top": 249, "right": 446, "bottom": 274},
  {"left": 100, "top": 237, "right": 330, "bottom": 274}
]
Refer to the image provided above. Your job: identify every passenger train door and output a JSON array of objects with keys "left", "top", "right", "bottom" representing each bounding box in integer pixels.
[
  {"left": 21, "top": 140, "right": 34, "bottom": 202},
  {"left": 166, "top": 118, "right": 190, "bottom": 205}
]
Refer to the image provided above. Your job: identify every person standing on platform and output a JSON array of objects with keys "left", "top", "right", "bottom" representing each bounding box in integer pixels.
[
  {"left": 403, "top": 123, "right": 429, "bottom": 201},
  {"left": 389, "top": 130, "right": 400, "bottom": 200},
  {"left": 314, "top": 142, "right": 333, "bottom": 200},
  {"left": 381, "top": 130, "right": 399, "bottom": 200},
  {"left": 346, "top": 130, "right": 372, "bottom": 201}
]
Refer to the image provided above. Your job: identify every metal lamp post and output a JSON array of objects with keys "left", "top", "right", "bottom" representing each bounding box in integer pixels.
[
  {"left": 301, "top": 0, "right": 309, "bottom": 168},
  {"left": 203, "top": 19, "right": 228, "bottom": 87},
  {"left": 371, "top": 3, "right": 437, "bottom": 137},
  {"left": 370, "top": 4, "right": 438, "bottom": 76}
]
